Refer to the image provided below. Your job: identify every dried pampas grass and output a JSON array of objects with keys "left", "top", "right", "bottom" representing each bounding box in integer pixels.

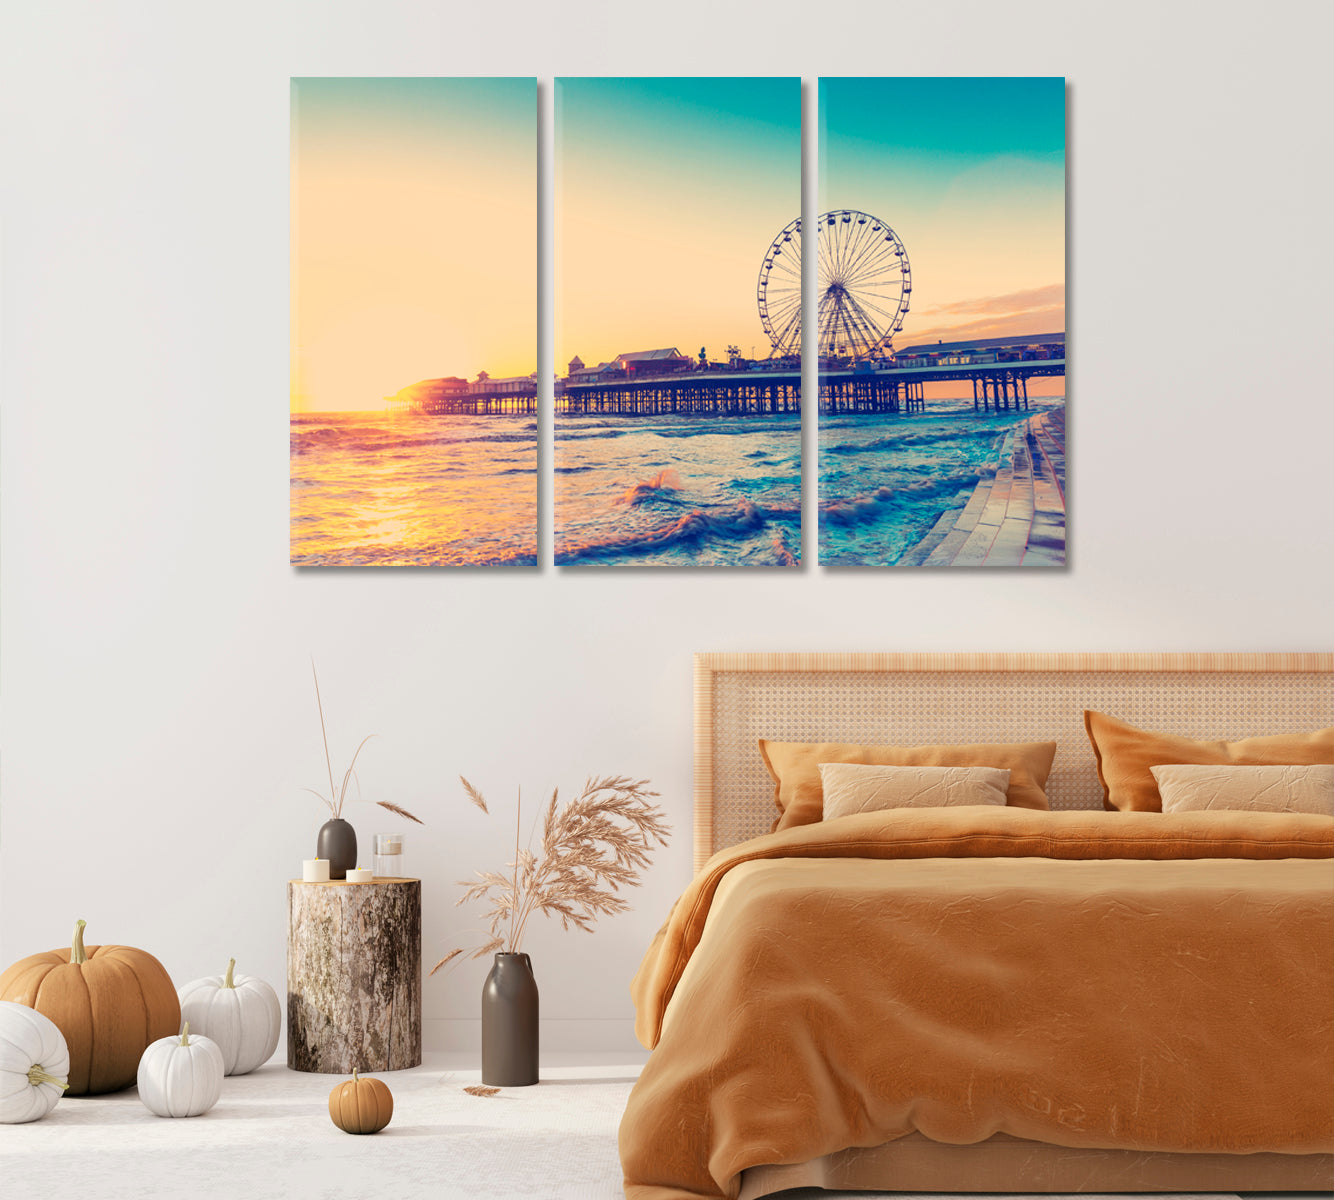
[
  {"left": 438, "top": 775, "right": 669, "bottom": 963},
  {"left": 463, "top": 1085, "right": 500, "bottom": 1097}
]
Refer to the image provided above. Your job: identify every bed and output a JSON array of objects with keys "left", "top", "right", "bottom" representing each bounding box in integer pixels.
[{"left": 619, "top": 652, "right": 1334, "bottom": 1200}]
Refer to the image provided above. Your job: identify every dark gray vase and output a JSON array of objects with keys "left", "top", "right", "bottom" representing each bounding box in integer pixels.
[
  {"left": 482, "top": 952, "right": 538, "bottom": 1086},
  {"left": 316, "top": 818, "right": 357, "bottom": 880}
]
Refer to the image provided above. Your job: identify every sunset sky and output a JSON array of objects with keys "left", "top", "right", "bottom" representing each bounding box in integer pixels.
[
  {"left": 291, "top": 77, "right": 535, "bottom": 413},
  {"left": 557, "top": 77, "right": 800, "bottom": 370},
  {"left": 820, "top": 77, "right": 1066, "bottom": 349}
]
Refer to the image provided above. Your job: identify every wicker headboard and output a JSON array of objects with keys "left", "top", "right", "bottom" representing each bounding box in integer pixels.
[{"left": 693, "top": 652, "right": 1334, "bottom": 872}]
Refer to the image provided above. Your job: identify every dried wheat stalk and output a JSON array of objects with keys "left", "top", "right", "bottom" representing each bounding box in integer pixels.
[
  {"left": 377, "top": 800, "right": 424, "bottom": 825},
  {"left": 300, "top": 660, "right": 423, "bottom": 824},
  {"left": 460, "top": 775, "right": 489, "bottom": 814},
  {"left": 437, "top": 775, "right": 669, "bottom": 965}
]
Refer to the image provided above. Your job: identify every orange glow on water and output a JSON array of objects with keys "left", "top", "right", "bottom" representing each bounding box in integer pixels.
[{"left": 291, "top": 412, "right": 536, "bottom": 566}]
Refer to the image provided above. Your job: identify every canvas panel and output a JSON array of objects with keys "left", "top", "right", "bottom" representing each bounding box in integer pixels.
[
  {"left": 817, "top": 78, "right": 1067, "bottom": 568},
  {"left": 290, "top": 77, "right": 538, "bottom": 566},
  {"left": 555, "top": 77, "right": 801, "bottom": 567}
]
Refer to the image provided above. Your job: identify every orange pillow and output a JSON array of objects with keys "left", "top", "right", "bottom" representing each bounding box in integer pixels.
[
  {"left": 1083, "top": 709, "right": 1334, "bottom": 812},
  {"left": 758, "top": 739, "right": 1056, "bottom": 832}
]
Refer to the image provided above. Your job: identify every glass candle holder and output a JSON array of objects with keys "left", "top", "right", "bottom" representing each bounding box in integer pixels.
[{"left": 373, "top": 833, "right": 404, "bottom": 878}]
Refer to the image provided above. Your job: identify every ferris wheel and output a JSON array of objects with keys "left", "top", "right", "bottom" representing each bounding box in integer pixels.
[
  {"left": 755, "top": 216, "right": 804, "bottom": 358},
  {"left": 756, "top": 210, "right": 912, "bottom": 360}
]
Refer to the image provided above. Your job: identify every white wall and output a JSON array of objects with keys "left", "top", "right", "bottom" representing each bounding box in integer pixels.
[{"left": 2, "top": 1, "right": 1331, "bottom": 1053}]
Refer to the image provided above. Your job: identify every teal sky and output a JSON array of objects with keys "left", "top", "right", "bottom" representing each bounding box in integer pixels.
[
  {"left": 820, "top": 77, "right": 1066, "bottom": 348},
  {"left": 557, "top": 77, "right": 800, "bottom": 365},
  {"left": 557, "top": 77, "right": 799, "bottom": 173},
  {"left": 292, "top": 76, "right": 535, "bottom": 160},
  {"left": 820, "top": 77, "right": 1064, "bottom": 171}
]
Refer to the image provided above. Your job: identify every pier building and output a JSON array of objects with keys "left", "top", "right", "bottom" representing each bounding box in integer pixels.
[
  {"left": 387, "top": 369, "right": 539, "bottom": 415},
  {"left": 821, "top": 333, "right": 1065, "bottom": 415},
  {"left": 618, "top": 348, "right": 691, "bottom": 375}
]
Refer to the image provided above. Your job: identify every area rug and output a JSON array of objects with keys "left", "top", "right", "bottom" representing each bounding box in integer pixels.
[
  {"left": 1, "top": 1057, "right": 639, "bottom": 1199},
  {"left": 0, "top": 1055, "right": 1249, "bottom": 1200}
]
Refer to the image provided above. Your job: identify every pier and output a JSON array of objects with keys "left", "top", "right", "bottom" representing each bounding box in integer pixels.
[
  {"left": 823, "top": 334, "right": 1066, "bottom": 415},
  {"left": 559, "top": 369, "right": 800, "bottom": 417},
  {"left": 386, "top": 374, "right": 537, "bottom": 416},
  {"left": 821, "top": 358, "right": 1066, "bottom": 415},
  {"left": 384, "top": 334, "right": 1063, "bottom": 420},
  {"left": 384, "top": 358, "right": 1063, "bottom": 419},
  {"left": 386, "top": 390, "right": 536, "bottom": 416}
]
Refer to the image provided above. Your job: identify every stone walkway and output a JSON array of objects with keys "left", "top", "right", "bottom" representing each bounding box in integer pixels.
[{"left": 898, "top": 408, "right": 1066, "bottom": 567}]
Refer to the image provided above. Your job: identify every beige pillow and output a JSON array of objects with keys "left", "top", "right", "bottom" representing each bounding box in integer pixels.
[
  {"left": 1150, "top": 764, "right": 1334, "bottom": 816},
  {"left": 759, "top": 738, "right": 1056, "bottom": 832},
  {"left": 818, "top": 763, "right": 1011, "bottom": 819},
  {"left": 1084, "top": 710, "right": 1334, "bottom": 812}
]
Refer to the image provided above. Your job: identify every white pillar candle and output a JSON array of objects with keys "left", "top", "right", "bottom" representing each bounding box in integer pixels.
[
  {"left": 303, "top": 858, "right": 331, "bottom": 883},
  {"left": 345, "top": 868, "right": 373, "bottom": 883}
]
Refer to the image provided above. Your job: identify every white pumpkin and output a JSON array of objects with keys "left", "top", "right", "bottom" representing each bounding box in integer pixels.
[
  {"left": 0, "top": 1001, "right": 70, "bottom": 1123},
  {"left": 178, "top": 957, "right": 281, "bottom": 1075},
  {"left": 136, "top": 1023, "right": 224, "bottom": 1117}
]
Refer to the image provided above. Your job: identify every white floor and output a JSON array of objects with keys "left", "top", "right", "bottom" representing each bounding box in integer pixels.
[
  {"left": 2, "top": 1052, "right": 644, "bottom": 1200},
  {"left": 0, "top": 1054, "right": 1288, "bottom": 1200}
]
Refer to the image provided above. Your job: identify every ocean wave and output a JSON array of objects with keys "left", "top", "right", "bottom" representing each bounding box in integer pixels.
[
  {"left": 732, "top": 474, "right": 801, "bottom": 497},
  {"left": 770, "top": 528, "right": 798, "bottom": 567},
  {"left": 557, "top": 499, "right": 798, "bottom": 565},
  {"left": 373, "top": 432, "right": 535, "bottom": 450},
  {"left": 819, "top": 470, "right": 982, "bottom": 527},
  {"left": 293, "top": 428, "right": 537, "bottom": 456},
  {"left": 823, "top": 427, "right": 994, "bottom": 456},
  {"left": 291, "top": 544, "right": 537, "bottom": 567},
  {"left": 556, "top": 427, "right": 629, "bottom": 441},
  {"left": 617, "top": 468, "right": 683, "bottom": 507},
  {"left": 290, "top": 427, "right": 348, "bottom": 453}
]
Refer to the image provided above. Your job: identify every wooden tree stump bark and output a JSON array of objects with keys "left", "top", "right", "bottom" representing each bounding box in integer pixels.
[{"left": 287, "top": 878, "right": 421, "bottom": 1073}]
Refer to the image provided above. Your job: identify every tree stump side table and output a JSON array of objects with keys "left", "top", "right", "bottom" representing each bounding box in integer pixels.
[{"left": 287, "top": 877, "right": 421, "bottom": 1073}]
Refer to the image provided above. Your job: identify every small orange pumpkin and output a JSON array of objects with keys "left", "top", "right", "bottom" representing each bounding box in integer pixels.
[
  {"left": 0, "top": 919, "right": 180, "bottom": 1095},
  {"left": 328, "top": 1069, "right": 393, "bottom": 1134}
]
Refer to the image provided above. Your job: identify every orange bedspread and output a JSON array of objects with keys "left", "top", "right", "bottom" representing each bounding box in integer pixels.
[{"left": 620, "top": 807, "right": 1334, "bottom": 1200}]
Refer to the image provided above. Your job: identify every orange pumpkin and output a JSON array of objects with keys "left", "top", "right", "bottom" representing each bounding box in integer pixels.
[
  {"left": 328, "top": 1069, "right": 393, "bottom": 1134},
  {"left": 0, "top": 919, "right": 180, "bottom": 1095}
]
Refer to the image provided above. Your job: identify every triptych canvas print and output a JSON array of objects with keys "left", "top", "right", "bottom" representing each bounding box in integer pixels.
[{"left": 291, "top": 77, "right": 1065, "bottom": 569}]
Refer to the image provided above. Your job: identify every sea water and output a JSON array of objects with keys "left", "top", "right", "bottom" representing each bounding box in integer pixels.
[
  {"left": 291, "top": 402, "right": 1059, "bottom": 568},
  {"left": 555, "top": 412, "right": 801, "bottom": 567},
  {"left": 819, "top": 398, "right": 1064, "bottom": 567},
  {"left": 290, "top": 412, "right": 537, "bottom": 566}
]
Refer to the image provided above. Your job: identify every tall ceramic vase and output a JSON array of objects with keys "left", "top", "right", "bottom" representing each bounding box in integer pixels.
[
  {"left": 482, "top": 953, "right": 538, "bottom": 1086},
  {"left": 317, "top": 819, "right": 357, "bottom": 881}
]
